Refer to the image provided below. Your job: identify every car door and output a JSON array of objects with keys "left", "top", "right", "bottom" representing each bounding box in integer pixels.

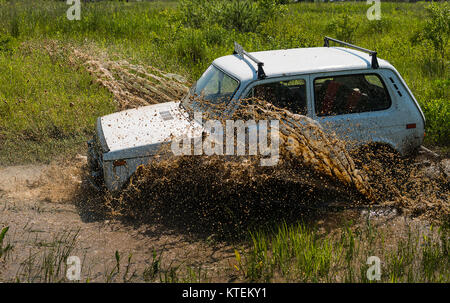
[
  {"left": 310, "top": 70, "right": 397, "bottom": 150},
  {"left": 227, "top": 75, "right": 312, "bottom": 156}
]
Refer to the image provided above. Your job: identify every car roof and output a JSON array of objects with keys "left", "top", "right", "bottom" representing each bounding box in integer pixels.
[{"left": 213, "top": 47, "right": 393, "bottom": 82}]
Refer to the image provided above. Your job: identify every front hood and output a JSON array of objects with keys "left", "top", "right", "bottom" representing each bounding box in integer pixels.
[{"left": 98, "top": 102, "right": 201, "bottom": 161}]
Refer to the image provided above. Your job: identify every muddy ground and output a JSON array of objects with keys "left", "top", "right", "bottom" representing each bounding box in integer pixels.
[
  {"left": 0, "top": 43, "right": 448, "bottom": 282},
  {"left": 0, "top": 159, "right": 237, "bottom": 282},
  {"left": 0, "top": 148, "right": 448, "bottom": 282}
]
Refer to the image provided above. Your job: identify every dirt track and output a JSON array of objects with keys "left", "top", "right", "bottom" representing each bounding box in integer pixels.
[
  {"left": 0, "top": 157, "right": 239, "bottom": 282},
  {"left": 0, "top": 148, "right": 448, "bottom": 282}
]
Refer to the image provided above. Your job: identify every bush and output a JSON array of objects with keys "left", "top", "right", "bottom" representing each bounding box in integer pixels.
[
  {"left": 179, "top": 0, "right": 217, "bottom": 29},
  {"left": 363, "top": 18, "right": 392, "bottom": 35},
  {"left": 179, "top": 0, "right": 286, "bottom": 33},
  {"left": 422, "top": 98, "right": 449, "bottom": 146},
  {"left": 175, "top": 28, "right": 209, "bottom": 64},
  {"left": 221, "top": 0, "right": 260, "bottom": 32},
  {"left": 412, "top": 3, "right": 449, "bottom": 65},
  {"left": 0, "top": 32, "right": 17, "bottom": 54},
  {"left": 325, "top": 13, "right": 360, "bottom": 43}
]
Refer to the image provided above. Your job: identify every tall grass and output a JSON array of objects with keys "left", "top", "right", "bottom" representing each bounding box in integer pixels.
[
  {"left": 15, "top": 229, "right": 79, "bottom": 283},
  {"left": 0, "top": 226, "right": 13, "bottom": 261},
  {"left": 233, "top": 220, "right": 449, "bottom": 282},
  {"left": 0, "top": 0, "right": 448, "bottom": 163}
]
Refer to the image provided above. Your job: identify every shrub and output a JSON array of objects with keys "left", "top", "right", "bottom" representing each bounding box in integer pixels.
[
  {"left": 175, "top": 28, "right": 208, "bottom": 64},
  {"left": 422, "top": 97, "right": 449, "bottom": 146},
  {"left": 179, "top": 0, "right": 217, "bottom": 29},
  {"left": 412, "top": 3, "right": 449, "bottom": 66},
  {"left": 221, "top": 0, "right": 260, "bottom": 33},
  {"left": 325, "top": 13, "right": 360, "bottom": 43},
  {"left": 0, "top": 32, "right": 17, "bottom": 54},
  {"left": 363, "top": 18, "right": 392, "bottom": 35},
  {"left": 179, "top": 0, "right": 286, "bottom": 33}
]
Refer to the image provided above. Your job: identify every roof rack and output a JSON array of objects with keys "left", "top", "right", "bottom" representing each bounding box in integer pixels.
[
  {"left": 233, "top": 42, "right": 266, "bottom": 79},
  {"left": 323, "top": 36, "right": 379, "bottom": 69}
]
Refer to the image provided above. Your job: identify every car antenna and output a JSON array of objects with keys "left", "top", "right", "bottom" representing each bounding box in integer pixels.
[
  {"left": 323, "top": 36, "right": 379, "bottom": 69},
  {"left": 233, "top": 42, "right": 266, "bottom": 79}
]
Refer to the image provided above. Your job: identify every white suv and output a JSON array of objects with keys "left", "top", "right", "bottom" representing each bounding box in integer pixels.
[{"left": 88, "top": 37, "right": 425, "bottom": 191}]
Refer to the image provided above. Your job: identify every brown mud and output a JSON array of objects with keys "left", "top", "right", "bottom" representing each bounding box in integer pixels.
[{"left": 0, "top": 41, "right": 448, "bottom": 281}]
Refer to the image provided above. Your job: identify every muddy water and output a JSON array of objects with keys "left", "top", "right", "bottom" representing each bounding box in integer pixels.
[
  {"left": 46, "top": 43, "right": 447, "bottom": 239},
  {"left": 96, "top": 100, "right": 448, "bottom": 240}
]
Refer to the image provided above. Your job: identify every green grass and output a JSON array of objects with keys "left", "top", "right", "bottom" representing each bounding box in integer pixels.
[
  {"left": 233, "top": 219, "right": 449, "bottom": 283},
  {"left": 0, "top": 226, "right": 13, "bottom": 261},
  {"left": 4, "top": 219, "right": 447, "bottom": 282},
  {"left": 0, "top": 0, "right": 448, "bottom": 164},
  {"left": 15, "top": 229, "right": 79, "bottom": 283},
  {"left": 0, "top": 0, "right": 450, "bottom": 163},
  {"left": 1, "top": 225, "right": 208, "bottom": 283},
  {"left": 0, "top": 44, "right": 115, "bottom": 164}
]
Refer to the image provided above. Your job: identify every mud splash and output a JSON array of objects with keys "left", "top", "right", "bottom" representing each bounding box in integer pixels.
[
  {"left": 92, "top": 100, "right": 379, "bottom": 239},
  {"left": 352, "top": 145, "right": 449, "bottom": 222},
  {"left": 38, "top": 40, "right": 448, "bottom": 237},
  {"left": 244, "top": 101, "right": 375, "bottom": 200},
  {"left": 41, "top": 40, "right": 189, "bottom": 110}
]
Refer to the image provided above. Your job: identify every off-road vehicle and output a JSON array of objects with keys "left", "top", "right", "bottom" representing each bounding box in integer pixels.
[{"left": 88, "top": 37, "right": 425, "bottom": 191}]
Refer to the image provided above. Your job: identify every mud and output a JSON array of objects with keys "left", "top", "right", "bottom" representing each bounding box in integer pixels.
[
  {"left": 0, "top": 42, "right": 448, "bottom": 281},
  {"left": 42, "top": 41, "right": 448, "bottom": 232},
  {"left": 41, "top": 40, "right": 190, "bottom": 110},
  {"left": 0, "top": 151, "right": 447, "bottom": 281},
  {"left": 0, "top": 159, "right": 236, "bottom": 282}
]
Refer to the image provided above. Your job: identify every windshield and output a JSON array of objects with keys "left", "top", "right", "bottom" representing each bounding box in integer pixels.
[{"left": 181, "top": 65, "right": 239, "bottom": 118}]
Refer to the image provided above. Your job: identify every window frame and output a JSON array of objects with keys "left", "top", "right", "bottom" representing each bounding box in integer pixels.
[
  {"left": 196, "top": 63, "right": 241, "bottom": 105},
  {"left": 312, "top": 71, "right": 392, "bottom": 117},
  {"left": 234, "top": 74, "right": 312, "bottom": 117}
]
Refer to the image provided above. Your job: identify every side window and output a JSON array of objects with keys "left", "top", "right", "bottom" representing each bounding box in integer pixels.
[
  {"left": 246, "top": 79, "right": 308, "bottom": 115},
  {"left": 314, "top": 73, "right": 391, "bottom": 116}
]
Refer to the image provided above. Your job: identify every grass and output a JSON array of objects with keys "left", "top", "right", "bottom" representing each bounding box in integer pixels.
[
  {"left": 0, "top": 226, "right": 13, "bottom": 261},
  {"left": 0, "top": 0, "right": 448, "bottom": 164},
  {"left": 1, "top": 219, "right": 447, "bottom": 283},
  {"left": 0, "top": 0, "right": 448, "bottom": 283},
  {"left": 0, "top": 41, "right": 116, "bottom": 164},
  {"left": 233, "top": 219, "right": 449, "bottom": 283},
  {"left": 15, "top": 229, "right": 80, "bottom": 283},
  {"left": 3, "top": 217, "right": 447, "bottom": 282}
]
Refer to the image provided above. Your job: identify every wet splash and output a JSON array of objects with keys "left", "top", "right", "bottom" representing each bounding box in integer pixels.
[
  {"left": 351, "top": 145, "right": 449, "bottom": 222},
  {"left": 244, "top": 101, "right": 375, "bottom": 200},
  {"left": 96, "top": 100, "right": 379, "bottom": 238},
  {"left": 42, "top": 40, "right": 189, "bottom": 110},
  {"left": 37, "top": 41, "right": 447, "bottom": 236}
]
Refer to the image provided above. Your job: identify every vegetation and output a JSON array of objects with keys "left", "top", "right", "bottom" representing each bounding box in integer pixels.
[
  {"left": 0, "top": 227, "right": 13, "bottom": 261},
  {"left": 2, "top": 219, "right": 448, "bottom": 282},
  {"left": 0, "top": 0, "right": 448, "bottom": 283},
  {"left": 234, "top": 220, "right": 449, "bottom": 282},
  {"left": 0, "top": 1, "right": 448, "bottom": 164}
]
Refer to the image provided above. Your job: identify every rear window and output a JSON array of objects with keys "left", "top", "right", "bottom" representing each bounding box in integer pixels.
[{"left": 314, "top": 73, "right": 391, "bottom": 116}]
